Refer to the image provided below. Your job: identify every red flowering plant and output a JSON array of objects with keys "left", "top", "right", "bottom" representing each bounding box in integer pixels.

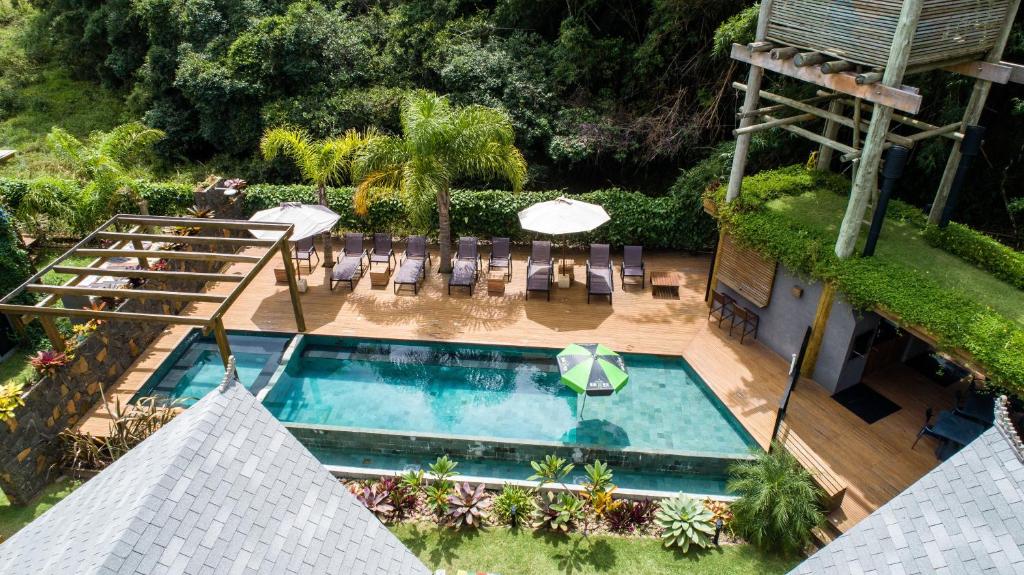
[
  {"left": 29, "top": 350, "right": 71, "bottom": 376},
  {"left": 223, "top": 178, "right": 247, "bottom": 190}
]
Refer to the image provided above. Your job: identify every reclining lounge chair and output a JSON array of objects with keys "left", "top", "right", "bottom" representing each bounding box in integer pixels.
[
  {"left": 369, "top": 233, "right": 397, "bottom": 273},
  {"left": 587, "top": 243, "right": 613, "bottom": 304},
  {"left": 448, "top": 237, "right": 481, "bottom": 295},
  {"left": 488, "top": 237, "right": 512, "bottom": 282},
  {"left": 293, "top": 236, "right": 319, "bottom": 272},
  {"left": 330, "top": 233, "right": 368, "bottom": 291},
  {"left": 525, "top": 240, "right": 553, "bottom": 301},
  {"left": 394, "top": 236, "right": 432, "bottom": 294},
  {"left": 620, "top": 245, "right": 645, "bottom": 288}
]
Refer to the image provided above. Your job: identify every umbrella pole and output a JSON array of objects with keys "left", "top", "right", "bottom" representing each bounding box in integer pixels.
[{"left": 578, "top": 393, "right": 587, "bottom": 420}]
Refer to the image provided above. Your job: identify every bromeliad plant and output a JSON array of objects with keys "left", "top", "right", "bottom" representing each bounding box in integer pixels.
[
  {"left": 580, "top": 459, "right": 621, "bottom": 535},
  {"left": 534, "top": 491, "right": 585, "bottom": 533},
  {"left": 446, "top": 482, "right": 491, "bottom": 528},
  {"left": 492, "top": 484, "right": 534, "bottom": 527},
  {"left": 605, "top": 499, "right": 657, "bottom": 533},
  {"left": 656, "top": 493, "right": 717, "bottom": 552},
  {"left": 354, "top": 482, "right": 397, "bottom": 520},
  {"left": 29, "top": 350, "right": 70, "bottom": 376},
  {"left": 58, "top": 395, "right": 179, "bottom": 472}
]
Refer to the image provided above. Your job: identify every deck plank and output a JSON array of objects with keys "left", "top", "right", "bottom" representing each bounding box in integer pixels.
[{"left": 75, "top": 242, "right": 958, "bottom": 532}]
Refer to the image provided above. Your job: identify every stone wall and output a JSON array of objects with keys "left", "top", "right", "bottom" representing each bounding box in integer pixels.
[{"left": 0, "top": 185, "right": 245, "bottom": 505}]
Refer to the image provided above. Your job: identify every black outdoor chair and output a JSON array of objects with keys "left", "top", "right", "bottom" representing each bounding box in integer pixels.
[
  {"left": 586, "top": 243, "right": 613, "bottom": 304},
  {"left": 293, "top": 236, "right": 319, "bottom": 272},
  {"left": 394, "top": 235, "right": 431, "bottom": 295},
  {"left": 448, "top": 237, "right": 481, "bottom": 295},
  {"left": 954, "top": 382, "right": 996, "bottom": 425},
  {"left": 526, "top": 240, "right": 553, "bottom": 301},
  {"left": 708, "top": 290, "right": 735, "bottom": 327},
  {"left": 729, "top": 305, "right": 760, "bottom": 344},
  {"left": 369, "top": 233, "right": 397, "bottom": 273},
  {"left": 488, "top": 237, "right": 512, "bottom": 282},
  {"left": 620, "top": 245, "right": 645, "bottom": 288},
  {"left": 330, "top": 233, "right": 368, "bottom": 291}
]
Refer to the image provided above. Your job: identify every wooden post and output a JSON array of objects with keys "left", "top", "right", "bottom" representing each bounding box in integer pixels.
[
  {"left": 816, "top": 99, "right": 844, "bottom": 170},
  {"left": 39, "top": 316, "right": 66, "bottom": 352},
  {"left": 801, "top": 283, "right": 836, "bottom": 378},
  {"left": 212, "top": 317, "right": 232, "bottom": 368},
  {"left": 835, "top": 0, "right": 923, "bottom": 259},
  {"left": 725, "top": 0, "right": 774, "bottom": 202},
  {"left": 929, "top": 0, "right": 1022, "bottom": 225},
  {"left": 707, "top": 229, "right": 726, "bottom": 306},
  {"left": 280, "top": 239, "right": 307, "bottom": 332}
]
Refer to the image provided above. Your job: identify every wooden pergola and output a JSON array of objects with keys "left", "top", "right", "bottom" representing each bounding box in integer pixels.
[{"left": 0, "top": 214, "right": 306, "bottom": 366}]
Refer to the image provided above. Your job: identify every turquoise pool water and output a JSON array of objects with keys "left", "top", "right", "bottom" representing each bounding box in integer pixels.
[
  {"left": 132, "top": 331, "right": 291, "bottom": 406},
  {"left": 263, "top": 336, "right": 756, "bottom": 457}
]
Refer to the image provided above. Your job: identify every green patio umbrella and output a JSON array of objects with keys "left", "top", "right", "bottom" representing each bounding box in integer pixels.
[{"left": 557, "top": 343, "right": 628, "bottom": 398}]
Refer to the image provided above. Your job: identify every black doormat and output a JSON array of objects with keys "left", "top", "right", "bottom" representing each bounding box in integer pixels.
[{"left": 833, "top": 384, "right": 901, "bottom": 424}]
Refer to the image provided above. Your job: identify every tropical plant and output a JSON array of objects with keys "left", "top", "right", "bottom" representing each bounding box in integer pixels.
[
  {"left": 58, "top": 395, "right": 179, "bottom": 472},
  {"left": 29, "top": 350, "right": 70, "bottom": 375},
  {"left": 353, "top": 91, "right": 527, "bottom": 273},
  {"left": 260, "top": 126, "right": 372, "bottom": 272},
  {"left": 492, "top": 484, "right": 534, "bottom": 527},
  {"left": 604, "top": 499, "right": 657, "bottom": 533},
  {"left": 656, "top": 493, "right": 716, "bottom": 552},
  {"left": 446, "top": 482, "right": 491, "bottom": 528},
  {"left": 705, "top": 499, "right": 734, "bottom": 530},
  {"left": 528, "top": 454, "right": 574, "bottom": 489},
  {"left": 425, "top": 455, "right": 459, "bottom": 516},
  {"left": 0, "top": 381, "right": 26, "bottom": 421},
  {"left": 45, "top": 122, "right": 166, "bottom": 234},
  {"left": 378, "top": 475, "right": 418, "bottom": 519},
  {"left": 354, "top": 482, "right": 396, "bottom": 520},
  {"left": 534, "top": 491, "right": 585, "bottom": 533},
  {"left": 400, "top": 468, "right": 425, "bottom": 494},
  {"left": 727, "top": 446, "right": 825, "bottom": 554}
]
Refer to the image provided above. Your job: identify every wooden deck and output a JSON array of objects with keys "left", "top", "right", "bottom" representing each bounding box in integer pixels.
[{"left": 76, "top": 243, "right": 960, "bottom": 532}]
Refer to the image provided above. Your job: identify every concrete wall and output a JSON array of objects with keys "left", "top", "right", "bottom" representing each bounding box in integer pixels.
[
  {"left": 0, "top": 187, "right": 245, "bottom": 505},
  {"left": 719, "top": 264, "right": 878, "bottom": 395}
]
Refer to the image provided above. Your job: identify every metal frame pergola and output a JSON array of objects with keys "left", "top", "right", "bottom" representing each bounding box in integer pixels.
[{"left": 0, "top": 214, "right": 306, "bottom": 366}]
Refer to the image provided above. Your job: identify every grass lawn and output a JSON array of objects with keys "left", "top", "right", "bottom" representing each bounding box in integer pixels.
[
  {"left": 0, "top": 478, "right": 80, "bottom": 542},
  {"left": 769, "top": 192, "right": 1024, "bottom": 327},
  {"left": 0, "top": 352, "right": 34, "bottom": 389},
  {"left": 390, "top": 523, "right": 800, "bottom": 575}
]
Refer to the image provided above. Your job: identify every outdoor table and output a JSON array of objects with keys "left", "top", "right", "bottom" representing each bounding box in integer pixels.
[
  {"left": 650, "top": 271, "right": 683, "bottom": 298},
  {"left": 930, "top": 411, "right": 987, "bottom": 447}
]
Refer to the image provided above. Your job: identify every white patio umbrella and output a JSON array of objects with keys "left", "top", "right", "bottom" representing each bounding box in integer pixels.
[
  {"left": 518, "top": 197, "right": 610, "bottom": 267},
  {"left": 249, "top": 202, "right": 340, "bottom": 277}
]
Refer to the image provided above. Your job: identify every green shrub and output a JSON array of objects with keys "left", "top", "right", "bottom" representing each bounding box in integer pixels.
[
  {"left": 492, "top": 484, "right": 534, "bottom": 527},
  {"left": 924, "top": 223, "right": 1024, "bottom": 290},
  {"left": 655, "top": 493, "right": 716, "bottom": 552},
  {"left": 727, "top": 446, "right": 825, "bottom": 554}
]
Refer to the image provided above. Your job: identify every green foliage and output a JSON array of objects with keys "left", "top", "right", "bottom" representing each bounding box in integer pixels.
[
  {"left": 425, "top": 455, "right": 459, "bottom": 516},
  {"left": 924, "top": 223, "right": 1024, "bottom": 291},
  {"left": 492, "top": 484, "right": 534, "bottom": 527},
  {"left": 655, "top": 494, "right": 716, "bottom": 552},
  {"left": 0, "top": 380, "right": 24, "bottom": 421},
  {"left": 0, "top": 206, "right": 32, "bottom": 297},
  {"left": 533, "top": 491, "right": 585, "bottom": 533},
  {"left": 528, "top": 454, "right": 574, "bottom": 488},
  {"left": 714, "top": 165, "right": 1024, "bottom": 395},
  {"left": 445, "top": 482, "right": 490, "bottom": 528},
  {"left": 712, "top": 4, "right": 759, "bottom": 57},
  {"left": 727, "top": 446, "right": 824, "bottom": 554}
]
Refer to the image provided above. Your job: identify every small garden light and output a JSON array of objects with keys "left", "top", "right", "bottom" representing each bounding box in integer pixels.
[{"left": 714, "top": 517, "right": 724, "bottom": 546}]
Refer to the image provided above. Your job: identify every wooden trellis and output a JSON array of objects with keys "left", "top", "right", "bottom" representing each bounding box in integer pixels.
[
  {"left": 0, "top": 214, "right": 306, "bottom": 365},
  {"left": 726, "top": 0, "right": 1024, "bottom": 259}
]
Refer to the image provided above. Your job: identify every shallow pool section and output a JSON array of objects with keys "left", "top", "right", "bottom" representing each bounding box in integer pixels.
[
  {"left": 132, "top": 330, "right": 292, "bottom": 406},
  {"left": 263, "top": 336, "right": 756, "bottom": 458}
]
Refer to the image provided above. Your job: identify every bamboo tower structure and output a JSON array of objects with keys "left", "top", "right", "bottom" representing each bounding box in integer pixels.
[{"left": 725, "top": 0, "right": 1024, "bottom": 258}]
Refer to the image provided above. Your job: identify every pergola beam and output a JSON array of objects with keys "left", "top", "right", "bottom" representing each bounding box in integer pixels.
[
  {"left": 49, "top": 267, "right": 244, "bottom": 283},
  {"left": 95, "top": 231, "right": 278, "bottom": 247},
  {"left": 24, "top": 284, "right": 228, "bottom": 304},
  {"left": 113, "top": 215, "right": 293, "bottom": 232},
  {"left": 72, "top": 249, "right": 262, "bottom": 264}
]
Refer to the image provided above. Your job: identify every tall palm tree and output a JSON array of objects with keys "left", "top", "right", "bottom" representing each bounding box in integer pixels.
[
  {"left": 353, "top": 92, "right": 527, "bottom": 273},
  {"left": 260, "top": 127, "right": 371, "bottom": 274}
]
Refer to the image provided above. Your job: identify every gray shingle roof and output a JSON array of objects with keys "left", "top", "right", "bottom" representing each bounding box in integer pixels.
[
  {"left": 0, "top": 380, "right": 430, "bottom": 575},
  {"left": 791, "top": 426, "right": 1024, "bottom": 575}
]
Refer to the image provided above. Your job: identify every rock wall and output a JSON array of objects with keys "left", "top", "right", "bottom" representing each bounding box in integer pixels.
[{"left": 0, "top": 185, "right": 245, "bottom": 505}]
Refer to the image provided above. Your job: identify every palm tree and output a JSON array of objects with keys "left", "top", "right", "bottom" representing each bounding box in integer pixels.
[
  {"left": 353, "top": 92, "right": 527, "bottom": 273},
  {"left": 260, "top": 127, "right": 371, "bottom": 274},
  {"left": 46, "top": 122, "right": 166, "bottom": 234}
]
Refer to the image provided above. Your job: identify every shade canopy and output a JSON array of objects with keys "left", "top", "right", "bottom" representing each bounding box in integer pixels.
[
  {"left": 248, "top": 202, "right": 340, "bottom": 243},
  {"left": 557, "top": 343, "right": 628, "bottom": 397},
  {"left": 518, "top": 197, "right": 610, "bottom": 236}
]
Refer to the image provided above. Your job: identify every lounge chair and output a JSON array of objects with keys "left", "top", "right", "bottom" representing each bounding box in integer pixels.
[
  {"left": 394, "top": 236, "right": 432, "bottom": 294},
  {"left": 488, "top": 237, "right": 512, "bottom": 282},
  {"left": 586, "top": 243, "right": 613, "bottom": 304},
  {"left": 448, "top": 237, "right": 481, "bottom": 295},
  {"left": 369, "top": 233, "right": 397, "bottom": 273},
  {"left": 525, "top": 240, "right": 553, "bottom": 301},
  {"left": 330, "top": 233, "right": 368, "bottom": 291},
  {"left": 620, "top": 245, "right": 645, "bottom": 288},
  {"left": 293, "top": 236, "right": 319, "bottom": 272}
]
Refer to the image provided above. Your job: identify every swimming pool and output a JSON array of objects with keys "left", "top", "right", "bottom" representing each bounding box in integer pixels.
[
  {"left": 264, "top": 336, "right": 756, "bottom": 458},
  {"left": 133, "top": 330, "right": 291, "bottom": 406}
]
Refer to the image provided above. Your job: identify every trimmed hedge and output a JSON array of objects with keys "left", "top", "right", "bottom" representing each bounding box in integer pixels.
[
  {"left": 715, "top": 166, "right": 1024, "bottom": 397},
  {"left": 924, "top": 223, "right": 1024, "bottom": 291}
]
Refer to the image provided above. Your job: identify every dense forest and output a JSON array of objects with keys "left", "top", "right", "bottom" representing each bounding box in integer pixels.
[{"left": 1, "top": 0, "right": 1023, "bottom": 244}]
